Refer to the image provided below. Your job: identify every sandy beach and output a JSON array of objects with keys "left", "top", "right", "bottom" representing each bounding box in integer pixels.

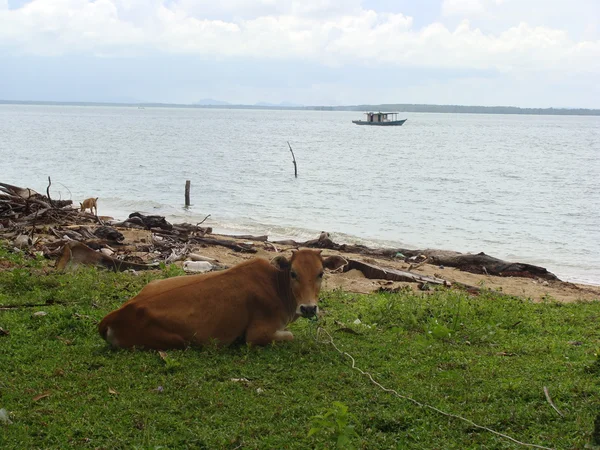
[{"left": 106, "top": 224, "right": 600, "bottom": 304}]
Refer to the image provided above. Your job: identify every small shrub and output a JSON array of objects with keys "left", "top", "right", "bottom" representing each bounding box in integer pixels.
[
  {"left": 308, "top": 401, "right": 359, "bottom": 449},
  {"left": 159, "top": 262, "right": 185, "bottom": 278},
  {"left": 425, "top": 318, "right": 453, "bottom": 340}
]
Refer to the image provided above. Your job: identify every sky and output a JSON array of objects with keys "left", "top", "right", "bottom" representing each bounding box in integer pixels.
[{"left": 0, "top": 0, "right": 599, "bottom": 107}]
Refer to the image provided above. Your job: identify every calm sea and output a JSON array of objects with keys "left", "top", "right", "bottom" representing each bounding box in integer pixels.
[{"left": 1, "top": 105, "right": 599, "bottom": 285}]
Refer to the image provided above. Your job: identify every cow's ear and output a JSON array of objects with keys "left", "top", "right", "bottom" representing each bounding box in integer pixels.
[
  {"left": 271, "top": 255, "right": 291, "bottom": 271},
  {"left": 322, "top": 255, "right": 348, "bottom": 271}
]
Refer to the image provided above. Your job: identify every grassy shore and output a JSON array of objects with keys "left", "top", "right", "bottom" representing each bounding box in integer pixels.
[{"left": 1, "top": 242, "right": 599, "bottom": 449}]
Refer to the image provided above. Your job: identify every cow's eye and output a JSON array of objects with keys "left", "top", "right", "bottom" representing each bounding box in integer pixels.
[
  {"left": 290, "top": 271, "right": 298, "bottom": 279},
  {"left": 318, "top": 271, "right": 324, "bottom": 279}
]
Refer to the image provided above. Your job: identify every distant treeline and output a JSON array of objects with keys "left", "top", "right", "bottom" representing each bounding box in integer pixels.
[
  {"left": 2, "top": 100, "right": 599, "bottom": 116},
  {"left": 309, "top": 104, "right": 600, "bottom": 116}
]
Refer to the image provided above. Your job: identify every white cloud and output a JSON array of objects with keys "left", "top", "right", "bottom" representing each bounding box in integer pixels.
[
  {"left": 0, "top": 0, "right": 598, "bottom": 75},
  {"left": 441, "top": 0, "right": 485, "bottom": 16}
]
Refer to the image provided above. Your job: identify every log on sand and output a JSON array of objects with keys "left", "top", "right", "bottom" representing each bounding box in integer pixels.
[
  {"left": 345, "top": 259, "right": 449, "bottom": 286},
  {"left": 274, "top": 233, "right": 558, "bottom": 281},
  {"left": 422, "top": 250, "right": 558, "bottom": 280}
]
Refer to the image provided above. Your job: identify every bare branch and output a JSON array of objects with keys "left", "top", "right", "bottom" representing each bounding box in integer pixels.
[
  {"left": 196, "top": 214, "right": 211, "bottom": 226},
  {"left": 543, "top": 386, "right": 564, "bottom": 417},
  {"left": 46, "top": 176, "right": 53, "bottom": 207},
  {"left": 287, "top": 141, "right": 298, "bottom": 178}
]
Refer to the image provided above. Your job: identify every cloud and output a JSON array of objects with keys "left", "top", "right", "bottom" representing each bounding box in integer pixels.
[
  {"left": 0, "top": 0, "right": 598, "bottom": 76},
  {"left": 442, "top": 0, "right": 485, "bottom": 16}
]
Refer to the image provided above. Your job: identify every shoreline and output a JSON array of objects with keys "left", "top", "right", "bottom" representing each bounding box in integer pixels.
[
  {"left": 104, "top": 207, "right": 600, "bottom": 288},
  {"left": 61, "top": 213, "right": 600, "bottom": 302},
  {"left": 1, "top": 178, "right": 598, "bottom": 300}
]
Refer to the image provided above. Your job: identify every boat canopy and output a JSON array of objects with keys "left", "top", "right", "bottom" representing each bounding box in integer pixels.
[{"left": 363, "top": 112, "right": 399, "bottom": 123}]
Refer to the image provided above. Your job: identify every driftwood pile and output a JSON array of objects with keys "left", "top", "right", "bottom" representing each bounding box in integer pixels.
[
  {"left": 275, "top": 232, "right": 558, "bottom": 281},
  {"left": 0, "top": 181, "right": 76, "bottom": 228},
  {"left": 1, "top": 181, "right": 559, "bottom": 288}
]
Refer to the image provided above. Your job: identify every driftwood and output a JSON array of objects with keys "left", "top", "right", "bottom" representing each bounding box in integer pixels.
[
  {"left": 0, "top": 182, "right": 40, "bottom": 200},
  {"left": 124, "top": 212, "right": 173, "bottom": 230},
  {"left": 423, "top": 250, "right": 558, "bottom": 280},
  {"left": 346, "top": 259, "right": 449, "bottom": 286},
  {"left": 56, "top": 241, "right": 158, "bottom": 272},
  {"left": 93, "top": 226, "right": 124, "bottom": 243},
  {"left": 228, "top": 234, "right": 269, "bottom": 242},
  {"left": 273, "top": 233, "right": 401, "bottom": 258},
  {"left": 189, "top": 237, "right": 257, "bottom": 253},
  {"left": 273, "top": 233, "right": 559, "bottom": 281},
  {"left": 171, "top": 223, "right": 212, "bottom": 235},
  {"left": 0, "top": 181, "right": 75, "bottom": 227}
]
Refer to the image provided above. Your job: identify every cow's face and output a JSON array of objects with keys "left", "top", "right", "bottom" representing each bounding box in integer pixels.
[{"left": 272, "top": 249, "right": 347, "bottom": 319}]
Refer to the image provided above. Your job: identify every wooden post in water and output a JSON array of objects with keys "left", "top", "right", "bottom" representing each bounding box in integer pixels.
[
  {"left": 185, "top": 180, "right": 191, "bottom": 207},
  {"left": 287, "top": 141, "right": 298, "bottom": 178}
]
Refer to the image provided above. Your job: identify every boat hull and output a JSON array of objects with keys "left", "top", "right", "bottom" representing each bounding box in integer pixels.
[{"left": 352, "top": 119, "right": 407, "bottom": 126}]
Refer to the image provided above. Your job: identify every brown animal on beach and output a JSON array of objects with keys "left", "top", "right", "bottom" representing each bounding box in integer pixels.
[
  {"left": 80, "top": 197, "right": 98, "bottom": 215},
  {"left": 57, "top": 241, "right": 157, "bottom": 272},
  {"left": 98, "top": 249, "right": 346, "bottom": 350}
]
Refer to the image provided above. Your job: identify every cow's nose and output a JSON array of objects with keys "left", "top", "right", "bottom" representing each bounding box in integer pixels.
[{"left": 300, "top": 305, "right": 318, "bottom": 318}]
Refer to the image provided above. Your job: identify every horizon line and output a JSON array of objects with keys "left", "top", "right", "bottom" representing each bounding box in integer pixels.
[{"left": 1, "top": 99, "right": 599, "bottom": 116}]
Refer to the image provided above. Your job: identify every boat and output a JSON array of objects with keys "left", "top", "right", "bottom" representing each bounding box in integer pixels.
[{"left": 352, "top": 112, "right": 407, "bottom": 126}]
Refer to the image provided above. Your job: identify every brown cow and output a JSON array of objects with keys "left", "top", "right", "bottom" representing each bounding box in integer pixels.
[{"left": 98, "top": 249, "right": 346, "bottom": 349}]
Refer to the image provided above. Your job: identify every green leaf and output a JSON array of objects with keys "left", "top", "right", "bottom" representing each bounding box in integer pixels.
[{"left": 307, "top": 427, "right": 320, "bottom": 437}]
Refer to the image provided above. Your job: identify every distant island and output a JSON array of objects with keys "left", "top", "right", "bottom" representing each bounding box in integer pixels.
[{"left": 1, "top": 99, "right": 599, "bottom": 116}]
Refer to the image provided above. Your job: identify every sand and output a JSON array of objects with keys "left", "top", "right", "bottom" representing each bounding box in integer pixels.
[{"left": 117, "top": 228, "right": 600, "bottom": 303}]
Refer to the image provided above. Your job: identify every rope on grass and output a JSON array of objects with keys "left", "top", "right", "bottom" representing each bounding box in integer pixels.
[{"left": 315, "top": 326, "right": 554, "bottom": 450}]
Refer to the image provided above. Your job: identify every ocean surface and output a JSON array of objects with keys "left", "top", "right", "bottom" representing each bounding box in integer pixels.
[{"left": 1, "top": 104, "right": 599, "bottom": 285}]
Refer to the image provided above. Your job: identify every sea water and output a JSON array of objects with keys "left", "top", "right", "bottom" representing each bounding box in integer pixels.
[{"left": 1, "top": 105, "right": 599, "bottom": 284}]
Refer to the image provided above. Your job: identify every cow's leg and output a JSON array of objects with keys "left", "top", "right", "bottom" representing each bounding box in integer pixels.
[
  {"left": 273, "top": 330, "right": 294, "bottom": 341},
  {"left": 246, "top": 321, "right": 294, "bottom": 346}
]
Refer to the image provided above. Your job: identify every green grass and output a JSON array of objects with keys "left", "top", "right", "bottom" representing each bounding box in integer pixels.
[{"left": 1, "top": 243, "right": 600, "bottom": 449}]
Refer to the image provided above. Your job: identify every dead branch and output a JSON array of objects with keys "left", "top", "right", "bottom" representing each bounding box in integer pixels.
[
  {"left": 543, "top": 386, "right": 564, "bottom": 417},
  {"left": 287, "top": 141, "right": 298, "bottom": 178},
  {"left": 264, "top": 242, "right": 279, "bottom": 252},
  {"left": 408, "top": 257, "right": 428, "bottom": 271},
  {"left": 46, "top": 176, "right": 53, "bottom": 207},
  {"left": 0, "top": 300, "right": 66, "bottom": 310},
  {"left": 197, "top": 214, "right": 211, "bottom": 226},
  {"left": 1, "top": 181, "right": 74, "bottom": 227}
]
